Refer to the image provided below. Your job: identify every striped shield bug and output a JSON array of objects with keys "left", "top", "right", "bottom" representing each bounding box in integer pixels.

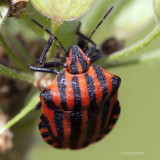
[{"left": 29, "top": 6, "right": 121, "bottom": 149}]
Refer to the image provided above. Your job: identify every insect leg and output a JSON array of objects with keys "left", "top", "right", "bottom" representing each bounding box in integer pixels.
[
  {"left": 86, "top": 46, "right": 102, "bottom": 63},
  {"left": 85, "top": 45, "right": 96, "bottom": 57},
  {"left": 39, "top": 29, "right": 53, "bottom": 65},
  {"left": 89, "top": 49, "right": 102, "bottom": 63},
  {"left": 77, "top": 22, "right": 96, "bottom": 47},
  {"left": 31, "top": 18, "right": 68, "bottom": 56},
  {"left": 41, "top": 61, "right": 66, "bottom": 68},
  {"left": 29, "top": 65, "right": 59, "bottom": 74},
  {"left": 29, "top": 27, "right": 67, "bottom": 73},
  {"left": 29, "top": 57, "right": 66, "bottom": 74}
]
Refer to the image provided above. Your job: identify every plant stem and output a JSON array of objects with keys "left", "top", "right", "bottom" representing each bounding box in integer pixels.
[
  {"left": 47, "top": 21, "right": 61, "bottom": 60},
  {"left": 0, "top": 92, "right": 40, "bottom": 135},
  {"left": 0, "top": 64, "right": 34, "bottom": 84},
  {"left": 104, "top": 24, "right": 160, "bottom": 63},
  {"left": 105, "top": 49, "right": 160, "bottom": 68},
  {"left": 0, "top": 32, "right": 28, "bottom": 71}
]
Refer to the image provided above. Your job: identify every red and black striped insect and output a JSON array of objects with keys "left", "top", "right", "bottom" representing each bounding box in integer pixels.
[{"left": 29, "top": 6, "right": 121, "bottom": 149}]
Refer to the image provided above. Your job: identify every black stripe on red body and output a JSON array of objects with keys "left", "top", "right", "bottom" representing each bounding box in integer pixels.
[
  {"left": 39, "top": 114, "right": 62, "bottom": 148},
  {"left": 92, "top": 65, "right": 108, "bottom": 99},
  {"left": 83, "top": 106, "right": 99, "bottom": 147},
  {"left": 85, "top": 73, "right": 97, "bottom": 106},
  {"left": 57, "top": 71, "right": 67, "bottom": 110},
  {"left": 39, "top": 64, "right": 121, "bottom": 149},
  {"left": 54, "top": 109, "right": 64, "bottom": 141},
  {"left": 100, "top": 100, "right": 110, "bottom": 133},
  {"left": 70, "top": 111, "right": 82, "bottom": 149},
  {"left": 102, "top": 100, "right": 121, "bottom": 135},
  {"left": 71, "top": 76, "right": 81, "bottom": 110}
]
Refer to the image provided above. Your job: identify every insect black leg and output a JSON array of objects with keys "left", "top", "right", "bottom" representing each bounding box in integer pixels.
[
  {"left": 77, "top": 22, "right": 96, "bottom": 47},
  {"left": 30, "top": 56, "right": 66, "bottom": 73},
  {"left": 29, "top": 56, "right": 64, "bottom": 74},
  {"left": 29, "top": 27, "right": 67, "bottom": 73},
  {"left": 29, "top": 65, "right": 59, "bottom": 74},
  {"left": 86, "top": 45, "right": 96, "bottom": 57},
  {"left": 31, "top": 18, "right": 68, "bottom": 56},
  {"left": 41, "top": 61, "right": 66, "bottom": 68},
  {"left": 39, "top": 29, "right": 53, "bottom": 65},
  {"left": 85, "top": 45, "right": 102, "bottom": 63},
  {"left": 90, "top": 49, "right": 102, "bottom": 63}
]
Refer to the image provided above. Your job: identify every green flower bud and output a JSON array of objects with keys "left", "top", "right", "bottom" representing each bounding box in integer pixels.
[
  {"left": 30, "top": 0, "right": 94, "bottom": 22},
  {"left": 153, "top": 0, "right": 160, "bottom": 23}
]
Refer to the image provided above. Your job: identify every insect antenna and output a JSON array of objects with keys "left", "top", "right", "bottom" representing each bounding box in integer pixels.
[
  {"left": 31, "top": 18, "right": 68, "bottom": 56},
  {"left": 84, "top": 6, "right": 114, "bottom": 50}
]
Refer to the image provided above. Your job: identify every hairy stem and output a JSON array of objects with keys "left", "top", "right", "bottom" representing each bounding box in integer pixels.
[
  {"left": 105, "top": 24, "right": 160, "bottom": 62},
  {"left": 105, "top": 49, "right": 160, "bottom": 68}
]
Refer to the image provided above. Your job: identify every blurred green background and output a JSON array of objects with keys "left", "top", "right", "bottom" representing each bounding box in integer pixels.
[{"left": 1, "top": 0, "right": 160, "bottom": 160}]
